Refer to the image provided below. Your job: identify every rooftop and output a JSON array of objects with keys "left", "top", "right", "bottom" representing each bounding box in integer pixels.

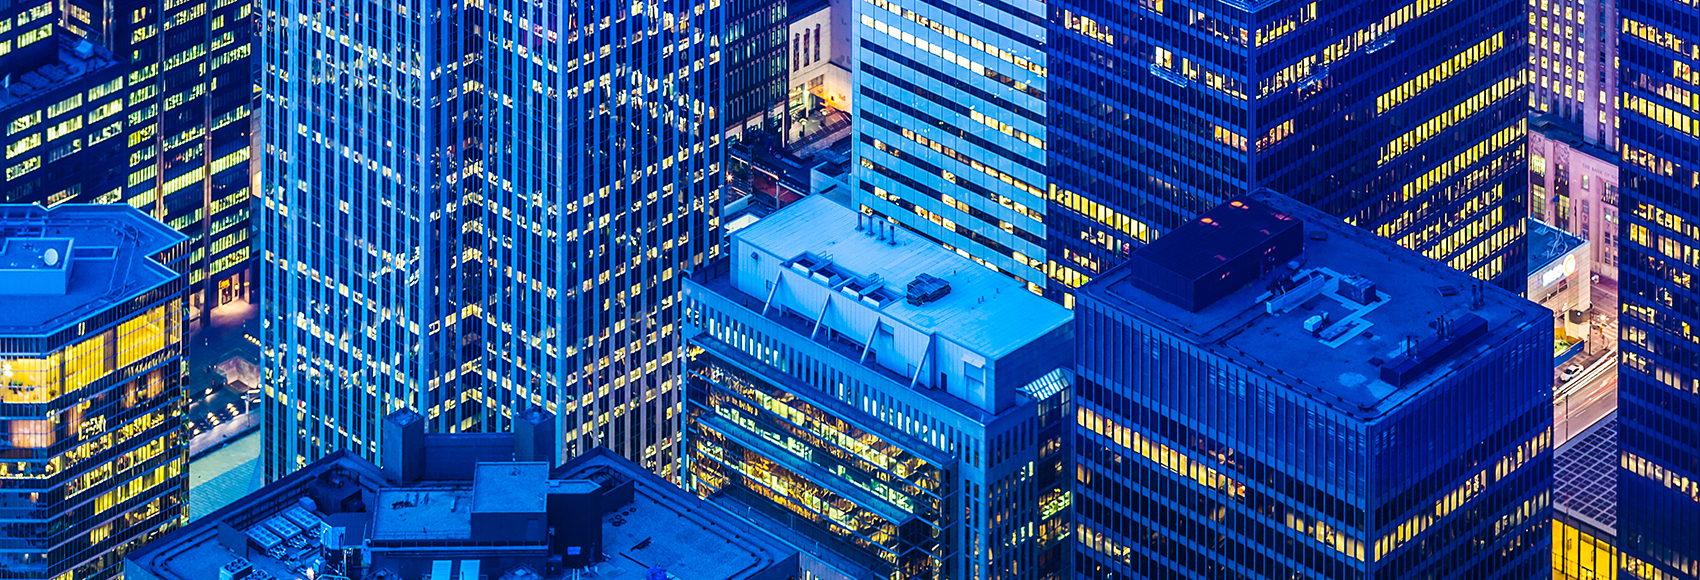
[
  {"left": 733, "top": 195, "right": 1071, "bottom": 359},
  {"left": 1082, "top": 191, "right": 1546, "bottom": 421},
  {"left": 1556, "top": 416, "right": 1618, "bottom": 534},
  {"left": 0, "top": 204, "right": 187, "bottom": 337},
  {"left": 555, "top": 449, "right": 828, "bottom": 580},
  {"left": 1528, "top": 219, "right": 1587, "bottom": 276},
  {"left": 473, "top": 462, "right": 549, "bottom": 514},
  {"left": 371, "top": 488, "right": 474, "bottom": 541},
  {"left": 0, "top": 35, "right": 119, "bottom": 112}
]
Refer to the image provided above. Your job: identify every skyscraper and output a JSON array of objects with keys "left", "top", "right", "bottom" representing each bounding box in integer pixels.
[
  {"left": 0, "top": 203, "right": 190, "bottom": 580},
  {"left": 849, "top": 0, "right": 1050, "bottom": 293},
  {"left": 57, "top": 0, "right": 260, "bottom": 323},
  {"left": 853, "top": 0, "right": 1531, "bottom": 304},
  {"left": 1074, "top": 192, "right": 1553, "bottom": 578},
  {"left": 725, "top": 0, "right": 789, "bottom": 136},
  {"left": 682, "top": 196, "right": 1074, "bottom": 580},
  {"left": 1, "top": 10, "right": 130, "bottom": 206},
  {"left": 259, "top": 0, "right": 724, "bottom": 479},
  {"left": 1528, "top": 0, "right": 1617, "bottom": 147},
  {"left": 1043, "top": 0, "right": 1530, "bottom": 300},
  {"left": 1617, "top": 3, "right": 1700, "bottom": 577}
]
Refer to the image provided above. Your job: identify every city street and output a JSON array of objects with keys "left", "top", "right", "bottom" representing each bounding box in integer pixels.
[{"left": 1553, "top": 277, "right": 1621, "bottom": 446}]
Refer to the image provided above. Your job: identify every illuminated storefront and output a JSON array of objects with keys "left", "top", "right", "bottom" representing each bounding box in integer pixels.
[
  {"left": 1526, "top": 220, "right": 1593, "bottom": 364},
  {"left": 0, "top": 204, "right": 190, "bottom": 580}
]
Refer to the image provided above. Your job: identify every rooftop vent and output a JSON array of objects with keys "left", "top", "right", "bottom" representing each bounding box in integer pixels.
[
  {"left": 1339, "top": 275, "right": 1378, "bottom": 305},
  {"left": 1378, "top": 313, "right": 1489, "bottom": 387},
  {"left": 906, "top": 274, "right": 951, "bottom": 306},
  {"left": 219, "top": 559, "right": 253, "bottom": 580}
]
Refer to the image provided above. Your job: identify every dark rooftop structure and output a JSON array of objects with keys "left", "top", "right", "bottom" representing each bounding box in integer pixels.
[
  {"left": 127, "top": 412, "right": 862, "bottom": 580},
  {"left": 1084, "top": 190, "right": 1548, "bottom": 420},
  {"left": 1122, "top": 195, "right": 1305, "bottom": 312},
  {"left": 0, "top": 204, "right": 188, "bottom": 336}
]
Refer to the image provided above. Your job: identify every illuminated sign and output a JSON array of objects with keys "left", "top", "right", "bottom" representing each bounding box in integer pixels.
[{"left": 1540, "top": 255, "right": 1577, "bottom": 286}]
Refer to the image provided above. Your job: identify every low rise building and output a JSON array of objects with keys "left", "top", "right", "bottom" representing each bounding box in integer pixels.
[
  {"left": 1527, "top": 220, "right": 1593, "bottom": 364},
  {"left": 683, "top": 195, "right": 1075, "bottom": 580},
  {"left": 126, "top": 410, "right": 864, "bottom": 580}
]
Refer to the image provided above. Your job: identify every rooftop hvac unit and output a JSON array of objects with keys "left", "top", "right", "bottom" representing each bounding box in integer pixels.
[
  {"left": 219, "top": 558, "right": 254, "bottom": 580},
  {"left": 905, "top": 274, "right": 951, "bottom": 305},
  {"left": 1339, "top": 275, "right": 1378, "bottom": 305}
]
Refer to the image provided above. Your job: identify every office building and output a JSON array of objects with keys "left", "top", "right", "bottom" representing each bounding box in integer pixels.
[
  {"left": 850, "top": 0, "right": 1049, "bottom": 293},
  {"left": 1528, "top": 119, "right": 1619, "bottom": 280},
  {"left": 1527, "top": 220, "right": 1591, "bottom": 364},
  {"left": 259, "top": 0, "right": 724, "bottom": 480},
  {"left": 0, "top": 203, "right": 191, "bottom": 580},
  {"left": 853, "top": 0, "right": 1530, "bottom": 302},
  {"left": 2, "top": 22, "right": 130, "bottom": 207},
  {"left": 683, "top": 196, "right": 1075, "bottom": 580},
  {"left": 1074, "top": 192, "right": 1552, "bottom": 578},
  {"left": 1042, "top": 0, "right": 1530, "bottom": 299},
  {"left": 1617, "top": 3, "right": 1700, "bottom": 576},
  {"left": 41, "top": 0, "right": 261, "bottom": 322},
  {"left": 125, "top": 412, "right": 869, "bottom": 580},
  {"left": 784, "top": 0, "right": 850, "bottom": 145},
  {"left": 726, "top": 0, "right": 790, "bottom": 137},
  {"left": 1552, "top": 417, "right": 1617, "bottom": 580},
  {"left": 1528, "top": 0, "right": 1617, "bottom": 147}
]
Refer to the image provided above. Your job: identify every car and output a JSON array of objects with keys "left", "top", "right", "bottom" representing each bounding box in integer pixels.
[{"left": 1559, "top": 364, "right": 1584, "bottom": 382}]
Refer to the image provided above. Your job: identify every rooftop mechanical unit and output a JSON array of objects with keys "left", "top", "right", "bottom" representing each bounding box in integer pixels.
[{"left": 905, "top": 274, "right": 951, "bottom": 305}]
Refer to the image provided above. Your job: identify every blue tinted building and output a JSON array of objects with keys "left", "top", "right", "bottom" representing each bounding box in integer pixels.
[
  {"left": 1044, "top": 0, "right": 1529, "bottom": 300},
  {"left": 1617, "top": 2, "right": 1700, "bottom": 577},
  {"left": 1074, "top": 192, "right": 1552, "bottom": 578},
  {"left": 682, "top": 196, "right": 1075, "bottom": 580},
  {"left": 260, "top": 0, "right": 724, "bottom": 479},
  {"left": 0, "top": 204, "right": 190, "bottom": 580}
]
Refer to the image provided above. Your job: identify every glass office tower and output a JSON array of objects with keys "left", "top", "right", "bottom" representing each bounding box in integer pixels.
[
  {"left": 0, "top": 204, "right": 190, "bottom": 580},
  {"left": 724, "top": 0, "right": 789, "bottom": 135},
  {"left": 259, "top": 0, "right": 723, "bottom": 479},
  {"left": 50, "top": 0, "right": 260, "bottom": 322},
  {"left": 1074, "top": 193, "right": 1553, "bottom": 579},
  {"left": 1617, "top": 2, "right": 1700, "bottom": 577},
  {"left": 682, "top": 196, "right": 1075, "bottom": 580},
  {"left": 849, "top": 0, "right": 1050, "bottom": 293},
  {"left": 1042, "top": 0, "right": 1529, "bottom": 299}
]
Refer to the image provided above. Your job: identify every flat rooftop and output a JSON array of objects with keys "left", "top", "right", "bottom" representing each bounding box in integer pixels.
[
  {"left": 733, "top": 195, "right": 1071, "bottom": 359},
  {"left": 1083, "top": 191, "right": 1546, "bottom": 421},
  {"left": 0, "top": 36, "right": 119, "bottom": 112},
  {"left": 556, "top": 449, "right": 820, "bottom": 580},
  {"left": 1529, "top": 219, "right": 1587, "bottom": 275},
  {"left": 0, "top": 204, "right": 186, "bottom": 337},
  {"left": 124, "top": 452, "right": 387, "bottom": 580},
  {"left": 473, "top": 462, "right": 549, "bottom": 513},
  {"left": 372, "top": 488, "right": 474, "bottom": 540}
]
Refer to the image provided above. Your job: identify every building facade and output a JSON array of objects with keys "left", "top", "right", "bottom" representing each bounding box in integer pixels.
[
  {"left": 48, "top": 0, "right": 260, "bottom": 322},
  {"left": 1041, "top": 0, "right": 1529, "bottom": 301},
  {"left": 0, "top": 204, "right": 191, "bottom": 580},
  {"left": 1528, "top": 0, "right": 1617, "bottom": 147},
  {"left": 259, "top": 0, "right": 724, "bottom": 480},
  {"left": 726, "top": 0, "right": 790, "bottom": 137},
  {"left": 1074, "top": 193, "right": 1552, "bottom": 579},
  {"left": 849, "top": 0, "right": 1050, "bottom": 293},
  {"left": 683, "top": 196, "right": 1074, "bottom": 580},
  {"left": 1528, "top": 119, "right": 1620, "bottom": 280},
  {"left": 1, "top": 23, "right": 131, "bottom": 209},
  {"left": 1617, "top": 1, "right": 1700, "bottom": 576}
]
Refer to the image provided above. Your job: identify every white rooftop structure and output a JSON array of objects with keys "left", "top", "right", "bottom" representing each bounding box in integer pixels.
[{"left": 726, "top": 195, "right": 1072, "bottom": 413}]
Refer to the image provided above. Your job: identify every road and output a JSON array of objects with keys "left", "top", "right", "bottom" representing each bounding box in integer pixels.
[{"left": 1556, "top": 352, "right": 1617, "bottom": 446}]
